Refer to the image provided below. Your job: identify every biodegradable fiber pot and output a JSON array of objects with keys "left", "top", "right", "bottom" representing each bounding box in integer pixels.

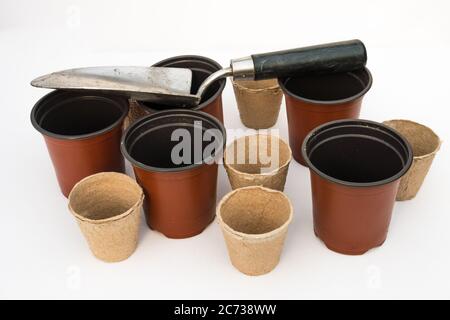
[
  {"left": 279, "top": 67, "right": 372, "bottom": 166},
  {"left": 125, "top": 55, "right": 226, "bottom": 127},
  {"left": 223, "top": 134, "right": 292, "bottom": 191},
  {"left": 68, "top": 172, "right": 144, "bottom": 262},
  {"left": 303, "top": 119, "right": 413, "bottom": 255},
  {"left": 121, "top": 109, "right": 226, "bottom": 239},
  {"left": 232, "top": 79, "right": 283, "bottom": 129},
  {"left": 31, "top": 90, "right": 129, "bottom": 197},
  {"left": 217, "top": 186, "right": 293, "bottom": 276},
  {"left": 383, "top": 120, "right": 441, "bottom": 201}
]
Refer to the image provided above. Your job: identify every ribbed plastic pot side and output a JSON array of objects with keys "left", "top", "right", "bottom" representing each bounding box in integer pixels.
[
  {"left": 279, "top": 67, "right": 372, "bottom": 166},
  {"left": 302, "top": 119, "right": 412, "bottom": 255},
  {"left": 121, "top": 109, "right": 226, "bottom": 239},
  {"left": 31, "top": 90, "right": 129, "bottom": 197}
]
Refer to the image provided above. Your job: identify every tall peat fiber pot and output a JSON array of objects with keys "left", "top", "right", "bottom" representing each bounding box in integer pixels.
[
  {"left": 232, "top": 79, "right": 283, "bottom": 129},
  {"left": 302, "top": 119, "right": 413, "bottom": 255},
  {"left": 121, "top": 109, "right": 226, "bottom": 239},
  {"left": 126, "top": 55, "right": 226, "bottom": 127},
  {"left": 217, "top": 186, "right": 293, "bottom": 276},
  {"left": 68, "top": 172, "right": 144, "bottom": 263},
  {"left": 31, "top": 90, "right": 129, "bottom": 197},
  {"left": 279, "top": 67, "right": 372, "bottom": 165},
  {"left": 224, "top": 134, "right": 292, "bottom": 191},
  {"left": 383, "top": 119, "right": 441, "bottom": 200}
]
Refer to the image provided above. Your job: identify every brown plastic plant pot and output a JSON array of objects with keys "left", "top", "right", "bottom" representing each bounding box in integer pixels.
[
  {"left": 125, "top": 55, "right": 226, "bottom": 128},
  {"left": 31, "top": 90, "right": 129, "bottom": 197},
  {"left": 302, "top": 119, "right": 413, "bottom": 255},
  {"left": 383, "top": 120, "right": 441, "bottom": 200},
  {"left": 279, "top": 67, "right": 372, "bottom": 166},
  {"left": 121, "top": 109, "right": 226, "bottom": 239}
]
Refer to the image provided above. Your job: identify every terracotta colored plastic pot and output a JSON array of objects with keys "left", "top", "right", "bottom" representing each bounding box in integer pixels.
[
  {"left": 302, "top": 119, "right": 413, "bottom": 255},
  {"left": 121, "top": 109, "right": 226, "bottom": 239},
  {"left": 279, "top": 67, "right": 372, "bottom": 166},
  {"left": 31, "top": 90, "right": 129, "bottom": 197},
  {"left": 125, "top": 55, "right": 225, "bottom": 127}
]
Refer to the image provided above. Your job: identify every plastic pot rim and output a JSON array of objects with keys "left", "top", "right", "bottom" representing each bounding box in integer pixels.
[
  {"left": 278, "top": 67, "right": 373, "bottom": 106},
  {"left": 68, "top": 172, "right": 144, "bottom": 224},
  {"left": 121, "top": 109, "right": 227, "bottom": 173},
  {"left": 31, "top": 90, "right": 129, "bottom": 141},
  {"left": 217, "top": 186, "right": 294, "bottom": 241},
  {"left": 302, "top": 118, "right": 413, "bottom": 188},
  {"left": 223, "top": 134, "right": 292, "bottom": 178},
  {"left": 141, "top": 55, "right": 226, "bottom": 111}
]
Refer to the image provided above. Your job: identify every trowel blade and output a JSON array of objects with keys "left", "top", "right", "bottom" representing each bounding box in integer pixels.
[{"left": 31, "top": 66, "right": 200, "bottom": 106}]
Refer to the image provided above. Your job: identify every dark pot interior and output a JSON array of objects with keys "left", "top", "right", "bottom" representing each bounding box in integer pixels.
[
  {"left": 122, "top": 110, "right": 226, "bottom": 171},
  {"left": 280, "top": 67, "right": 372, "bottom": 103},
  {"left": 31, "top": 90, "right": 128, "bottom": 138},
  {"left": 303, "top": 119, "right": 412, "bottom": 186},
  {"left": 141, "top": 56, "right": 225, "bottom": 110}
]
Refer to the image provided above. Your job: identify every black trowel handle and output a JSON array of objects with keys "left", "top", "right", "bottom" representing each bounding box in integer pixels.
[{"left": 232, "top": 40, "right": 367, "bottom": 80}]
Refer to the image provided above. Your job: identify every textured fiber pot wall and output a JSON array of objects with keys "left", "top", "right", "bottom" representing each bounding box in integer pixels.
[
  {"left": 121, "top": 109, "right": 226, "bottom": 239},
  {"left": 279, "top": 67, "right": 372, "bottom": 166},
  {"left": 217, "top": 186, "right": 293, "bottom": 276},
  {"left": 31, "top": 90, "right": 129, "bottom": 197},
  {"left": 383, "top": 119, "right": 441, "bottom": 201},
  {"left": 231, "top": 79, "right": 283, "bottom": 129},
  {"left": 68, "top": 172, "right": 144, "bottom": 263},
  {"left": 303, "top": 119, "right": 412, "bottom": 255},
  {"left": 126, "top": 55, "right": 225, "bottom": 126},
  {"left": 223, "top": 134, "right": 292, "bottom": 191}
]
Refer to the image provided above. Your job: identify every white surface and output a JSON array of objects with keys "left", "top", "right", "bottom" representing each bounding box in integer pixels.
[{"left": 1, "top": 0, "right": 450, "bottom": 300}]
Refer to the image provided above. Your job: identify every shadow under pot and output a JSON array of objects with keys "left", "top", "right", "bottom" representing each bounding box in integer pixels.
[
  {"left": 302, "top": 119, "right": 413, "bottom": 255},
  {"left": 125, "top": 55, "right": 226, "bottom": 128},
  {"left": 31, "top": 90, "right": 129, "bottom": 197},
  {"left": 279, "top": 67, "right": 372, "bottom": 166},
  {"left": 121, "top": 109, "right": 226, "bottom": 239}
]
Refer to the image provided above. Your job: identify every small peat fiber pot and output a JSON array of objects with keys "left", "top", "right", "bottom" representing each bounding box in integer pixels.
[
  {"left": 121, "top": 109, "right": 226, "bottom": 239},
  {"left": 302, "top": 119, "right": 413, "bottom": 255},
  {"left": 224, "top": 134, "right": 292, "bottom": 191},
  {"left": 217, "top": 186, "right": 293, "bottom": 276},
  {"left": 232, "top": 79, "right": 283, "bottom": 129},
  {"left": 68, "top": 172, "right": 144, "bottom": 263},
  {"left": 279, "top": 67, "right": 372, "bottom": 166},
  {"left": 125, "top": 55, "right": 226, "bottom": 127},
  {"left": 31, "top": 90, "right": 129, "bottom": 197},
  {"left": 383, "top": 120, "right": 441, "bottom": 201}
]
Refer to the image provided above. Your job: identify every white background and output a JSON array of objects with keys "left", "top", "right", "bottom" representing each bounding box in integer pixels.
[{"left": 1, "top": 0, "right": 450, "bottom": 300}]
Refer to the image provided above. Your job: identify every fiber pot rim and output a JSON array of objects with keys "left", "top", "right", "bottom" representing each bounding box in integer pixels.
[
  {"left": 143, "top": 55, "right": 226, "bottom": 111},
  {"left": 217, "top": 186, "right": 294, "bottom": 241},
  {"left": 383, "top": 119, "right": 442, "bottom": 160},
  {"left": 68, "top": 172, "right": 144, "bottom": 224},
  {"left": 121, "top": 109, "right": 227, "bottom": 173},
  {"left": 231, "top": 78, "right": 281, "bottom": 93},
  {"left": 278, "top": 67, "right": 373, "bottom": 105},
  {"left": 302, "top": 119, "right": 413, "bottom": 188},
  {"left": 223, "top": 134, "right": 292, "bottom": 177},
  {"left": 30, "top": 90, "right": 129, "bottom": 140}
]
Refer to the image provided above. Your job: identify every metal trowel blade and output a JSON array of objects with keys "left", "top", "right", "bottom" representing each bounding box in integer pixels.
[{"left": 31, "top": 66, "right": 200, "bottom": 106}]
